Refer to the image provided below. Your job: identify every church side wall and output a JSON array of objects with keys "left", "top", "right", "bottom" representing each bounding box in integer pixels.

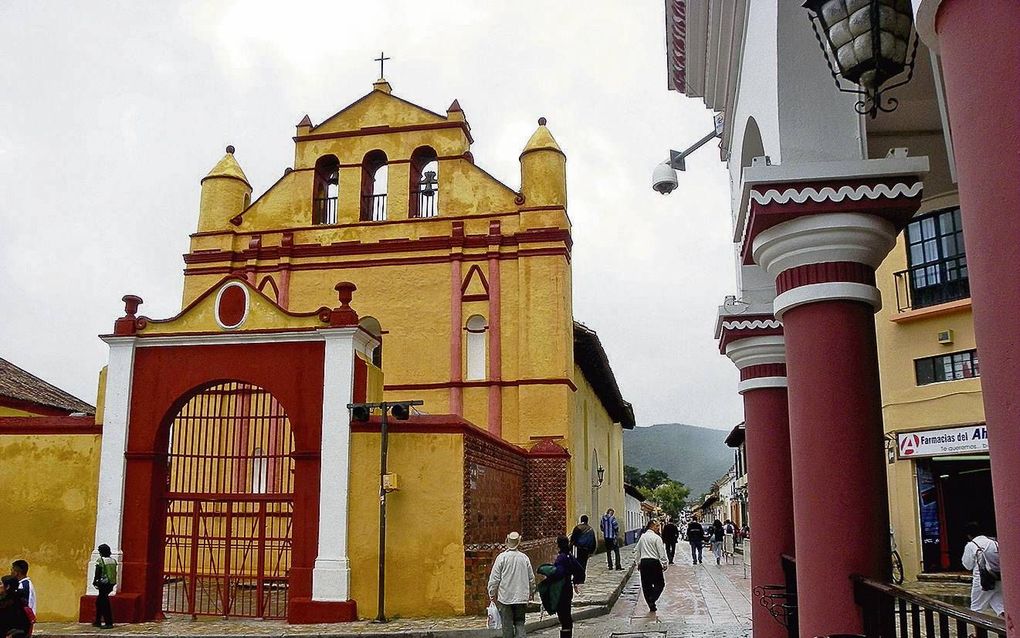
[
  {"left": 568, "top": 369, "right": 625, "bottom": 540},
  {"left": 0, "top": 425, "right": 100, "bottom": 620},
  {"left": 348, "top": 430, "right": 465, "bottom": 618}
]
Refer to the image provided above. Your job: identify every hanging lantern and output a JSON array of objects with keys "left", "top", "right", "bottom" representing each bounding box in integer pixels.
[{"left": 803, "top": 0, "right": 919, "bottom": 118}]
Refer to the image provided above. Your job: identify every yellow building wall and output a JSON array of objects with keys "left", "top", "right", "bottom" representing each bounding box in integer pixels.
[
  {"left": 875, "top": 191, "right": 983, "bottom": 581},
  {"left": 0, "top": 433, "right": 101, "bottom": 620},
  {"left": 567, "top": 368, "right": 625, "bottom": 534},
  {"left": 348, "top": 431, "right": 465, "bottom": 618},
  {"left": 0, "top": 406, "right": 38, "bottom": 416}
]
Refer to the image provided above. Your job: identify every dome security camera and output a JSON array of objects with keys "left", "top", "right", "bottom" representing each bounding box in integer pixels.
[{"left": 652, "top": 161, "right": 678, "bottom": 195}]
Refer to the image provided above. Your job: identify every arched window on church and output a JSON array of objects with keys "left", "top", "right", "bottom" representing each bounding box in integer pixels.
[
  {"left": 360, "top": 150, "right": 388, "bottom": 222},
  {"left": 359, "top": 316, "right": 383, "bottom": 368},
  {"left": 465, "top": 315, "right": 487, "bottom": 381},
  {"left": 409, "top": 146, "right": 439, "bottom": 218},
  {"left": 313, "top": 155, "right": 340, "bottom": 225}
]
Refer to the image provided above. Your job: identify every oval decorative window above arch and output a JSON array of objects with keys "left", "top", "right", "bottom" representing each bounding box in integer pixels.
[{"left": 215, "top": 282, "right": 249, "bottom": 329}]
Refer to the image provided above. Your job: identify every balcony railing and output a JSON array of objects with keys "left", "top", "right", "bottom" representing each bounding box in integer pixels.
[
  {"left": 313, "top": 197, "right": 338, "bottom": 225},
  {"left": 411, "top": 187, "right": 439, "bottom": 218},
  {"left": 855, "top": 576, "right": 1005, "bottom": 638},
  {"left": 893, "top": 260, "right": 970, "bottom": 312},
  {"left": 361, "top": 193, "right": 387, "bottom": 222}
]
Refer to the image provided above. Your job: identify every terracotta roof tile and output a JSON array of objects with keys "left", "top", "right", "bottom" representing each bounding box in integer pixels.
[{"left": 0, "top": 357, "right": 95, "bottom": 415}]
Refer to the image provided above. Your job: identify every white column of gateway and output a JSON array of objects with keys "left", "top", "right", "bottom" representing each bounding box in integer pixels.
[
  {"left": 86, "top": 336, "right": 137, "bottom": 594},
  {"left": 312, "top": 327, "right": 374, "bottom": 601}
]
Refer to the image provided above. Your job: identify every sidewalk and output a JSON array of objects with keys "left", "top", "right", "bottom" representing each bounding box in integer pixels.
[{"left": 35, "top": 554, "right": 635, "bottom": 638}]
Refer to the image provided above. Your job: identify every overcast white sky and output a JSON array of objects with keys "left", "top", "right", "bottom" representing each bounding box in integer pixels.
[{"left": 0, "top": 1, "right": 741, "bottom": 430}]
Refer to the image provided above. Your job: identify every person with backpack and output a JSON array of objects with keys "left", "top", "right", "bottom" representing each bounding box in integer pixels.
[
  {"left": 92, "top": 544, "right": 118, "bottom": 628},
  {"left": 961, "top": 522, "right": 1003, "bottom": 617},
  {"left": 0, "top": 576, "right": 31, "bottom": 638},
  {"left": 568, "top": 516, "right": 596, "bottom": 574},
  {"left": 686, "top": 517, "right": 705, "bottom": 565},
  {"left": 536, "top": 536, "right": 585, "bottom": 638}
]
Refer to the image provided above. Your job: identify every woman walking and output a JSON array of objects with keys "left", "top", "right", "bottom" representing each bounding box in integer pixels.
[
  {"left": 711, "top": 519, "right": 725, "bottom": 565},
  {"left": 723, "top": 520, "right": 736, "bottom": 565},
  {"left": 551, "top": 535, "right": 585, "bottom": 638}
]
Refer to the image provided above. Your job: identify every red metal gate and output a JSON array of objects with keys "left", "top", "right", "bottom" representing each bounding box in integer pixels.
[{"left": 162, "top": 382, "right": 294, "bottom": 618}]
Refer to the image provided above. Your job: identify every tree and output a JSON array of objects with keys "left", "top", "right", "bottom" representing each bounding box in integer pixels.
[
  {"left": 642, "top": 468, "right": 670, "bottom": 489},
  {"left": 624, "top": 465, "right": 644, "bottom": 487},
  {"left": 652, "top": 480, "right": 690, "bottom": 520}
]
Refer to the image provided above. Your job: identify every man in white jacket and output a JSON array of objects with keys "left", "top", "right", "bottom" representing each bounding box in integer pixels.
[
  {"left": 636, "top": 519, "right": 669, "bottom": 613},
  {"left": 961, "top": 522, "right": 1004, "bottom": 617},
  {"left": 488, "top": 532, "right": 536, "bottom": 638}
]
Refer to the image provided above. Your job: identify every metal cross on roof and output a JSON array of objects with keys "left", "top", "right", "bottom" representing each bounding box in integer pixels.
[{"left": 374, "top": 51, "right": 391, "bottom": 80}]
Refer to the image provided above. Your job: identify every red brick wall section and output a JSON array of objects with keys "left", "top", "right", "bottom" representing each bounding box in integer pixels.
[
  {"left": 524, "top": 440, "right": 569, "bottom": 540},
  {"left": 463, "top": 430, "right": 526, "bottom": 614}
]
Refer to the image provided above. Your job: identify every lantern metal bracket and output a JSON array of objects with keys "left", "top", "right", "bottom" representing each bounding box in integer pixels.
[{"left": 806, "top": 10, "right": 920, "bottom": 118}]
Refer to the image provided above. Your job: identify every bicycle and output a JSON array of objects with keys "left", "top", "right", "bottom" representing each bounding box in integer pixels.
[{"left": 890, "top": 528, "right": 904, "bottom": 585}]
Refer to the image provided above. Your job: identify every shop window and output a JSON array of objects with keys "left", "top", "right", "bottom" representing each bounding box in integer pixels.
[
  {"left": 915, "top": 349, "right": 980, "bottom": 385},
  {"left": 465, "top": 315, "right": 487, "bottom": 380},
  {"left": 900, "top": 207, "right": 969, "bottom": 310}
]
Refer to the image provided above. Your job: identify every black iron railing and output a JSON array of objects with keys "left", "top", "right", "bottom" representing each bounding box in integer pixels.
[
  {"left": 893, "top": 260, "right": 970, "bottom": 312},
  {"left": 361, "top": 193, "right": 387, "bottom": 222},
  {"left": 314, "top": 197, "right": 338, "bottom": 225},
  {"left": 754, "top": 554, "right": 798, "bottom": 638},
  {"left": 854, "top": 576, "right": 1005, "bottom": 638},
  {"left": 412, "top": 187, "right": 438, "bottom": 218}
]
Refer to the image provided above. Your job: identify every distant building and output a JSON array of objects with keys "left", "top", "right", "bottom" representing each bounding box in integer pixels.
[
  {"left": 725, "top": 423, "right": 748, "bottom": 528},
  {"left": 623, "top": 482, "right": 647, "bottom": 544},
  {"left": 0, "top": 357, "right": 94, "bottom": 417}
]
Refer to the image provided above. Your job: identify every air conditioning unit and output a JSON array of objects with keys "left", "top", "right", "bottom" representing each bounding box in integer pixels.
[{"left": 937, "top": 329, "right": 954, "bottom": 344}]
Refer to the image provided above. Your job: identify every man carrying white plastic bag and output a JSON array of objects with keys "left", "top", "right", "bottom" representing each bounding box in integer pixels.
[{"left": 488, "top": 532, "right": 536, "bottom": 638}]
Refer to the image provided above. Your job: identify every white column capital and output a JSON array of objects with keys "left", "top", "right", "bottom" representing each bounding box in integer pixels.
[
  {"left": 725, "top": 335, "right": 786, "bottom": 370},
  {"left": 751, "top": 213, "right": 897, "bottom": 278}
]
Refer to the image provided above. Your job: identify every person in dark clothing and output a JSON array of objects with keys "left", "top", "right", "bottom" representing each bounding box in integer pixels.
[
  {"left": 661, "top": 519, "right": 680, "bottom": 565},
  {"left": 686, "top": 517, "right": 705, "bottom": 565},
  {"left": 568, "top": 516, "right": 596, "bottom": 574},
  {"left": 553, "top": 536, "right": 585, "bottom": 638},
  {"left": 92, "top": 544, "right": 118, "bottom": 628},
  {"left": 0, "top": 576, "right": 31, "bottom": 638}
]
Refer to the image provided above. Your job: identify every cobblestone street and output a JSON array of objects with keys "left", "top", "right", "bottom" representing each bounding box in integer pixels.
[
  {"left": 534, "top": 557, "right": 752, "bottom": 638},
  {"left": 36, "top": 550, "right": 750, "bottom": 638}
]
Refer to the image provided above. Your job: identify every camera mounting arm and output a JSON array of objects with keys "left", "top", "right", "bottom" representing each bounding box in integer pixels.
[{"left": 666, "top": 126, "right": 722, "bottom": 172}]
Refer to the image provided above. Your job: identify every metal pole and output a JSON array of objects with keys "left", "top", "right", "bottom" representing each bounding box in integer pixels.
[{"left": 375, "top": 403, "right": 389, "bottom": 623}]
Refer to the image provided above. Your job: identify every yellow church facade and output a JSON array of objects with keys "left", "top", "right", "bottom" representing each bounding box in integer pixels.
[{"left": 23, "top": 79, "right": 637, "bottom": 624}]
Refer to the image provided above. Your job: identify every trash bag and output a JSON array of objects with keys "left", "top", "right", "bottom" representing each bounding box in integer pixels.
[{"left": 487, "top": 602, "right": 502, "bottom": 629}]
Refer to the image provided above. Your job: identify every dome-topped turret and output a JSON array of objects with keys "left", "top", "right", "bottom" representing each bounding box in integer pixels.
[
  {"left": 198, "top": 146, "right": 253, "bottom": 232},
  {"left": 519, "top": 118, "right": 566, "bottom": 208}
]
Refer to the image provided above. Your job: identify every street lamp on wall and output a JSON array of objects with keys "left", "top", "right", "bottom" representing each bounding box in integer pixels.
[{"left": 803, "top": 0, "right": 919, "bottom": 118}]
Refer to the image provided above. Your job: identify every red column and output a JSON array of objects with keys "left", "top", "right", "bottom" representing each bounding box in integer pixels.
[
  {"left": 744, "top": 386, "right": 795, "bottom": 638},
  {"left": 935, "top": 3, "right": 1020, "bottom": 631},
  {"left": 782, "top": 299, "right": 890, "bottom": 635},
  {"left": 720, "top": 318, "right": 794, "bottom": 638},
  {"left": 746, "top": 198, "right": 921, "bottom": 635}
]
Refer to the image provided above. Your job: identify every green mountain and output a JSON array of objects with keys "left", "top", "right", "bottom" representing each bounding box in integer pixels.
[{"left": 623, "top": 423, "right": 735, "bottom": 499}]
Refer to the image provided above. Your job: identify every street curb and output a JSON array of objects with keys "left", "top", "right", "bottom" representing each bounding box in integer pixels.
[{"left": 37, "top": 565, "right": 637, "bottom": 638}]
